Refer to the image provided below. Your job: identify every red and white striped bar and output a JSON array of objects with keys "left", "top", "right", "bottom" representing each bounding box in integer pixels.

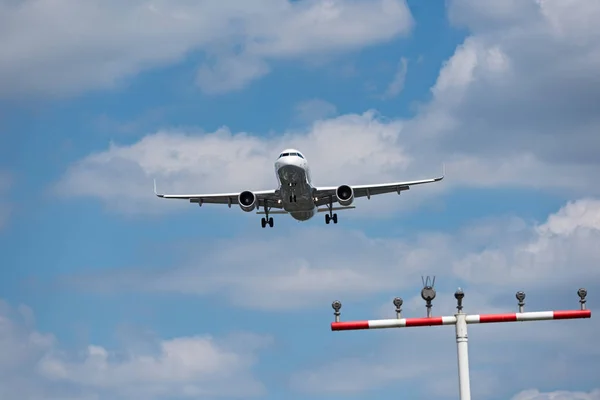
[
  {"left": 331, "top": 309, "right": 591, "bottom": 331},
  {"left": 465, "top": 309, "right": 591, "bottom": 324}
]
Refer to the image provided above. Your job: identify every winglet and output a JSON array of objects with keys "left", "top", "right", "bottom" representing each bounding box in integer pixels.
[
  {"left": 153, "top": 179, "right": 164, "bottom": 197},
  {"left": 434, "top": 163, "right": 445, "bottom": 181}
]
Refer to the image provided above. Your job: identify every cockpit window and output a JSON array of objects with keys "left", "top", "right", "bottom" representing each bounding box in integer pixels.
[{"left": 278, "top": 152, "right": 304, "bottom": 159}]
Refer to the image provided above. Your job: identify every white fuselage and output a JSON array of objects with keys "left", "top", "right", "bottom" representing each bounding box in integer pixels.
[{"left": 274, "top": 153, "right": 318, "bottom": 221}]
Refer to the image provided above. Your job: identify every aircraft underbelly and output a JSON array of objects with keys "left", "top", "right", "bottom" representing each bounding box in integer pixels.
[
  {"left": 277, "top": 165, "right": 316, "bottom": 220},
  {"left": 289, "top": 209, "right": 316, "bottom": 221}
]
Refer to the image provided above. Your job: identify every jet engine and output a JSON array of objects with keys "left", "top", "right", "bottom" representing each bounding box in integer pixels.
[
  {"left": 336, "top": 184, "right": 354, "bottom": 206},
  {"left": 238, "top": 190, "right": 257, "bottom": 212}
]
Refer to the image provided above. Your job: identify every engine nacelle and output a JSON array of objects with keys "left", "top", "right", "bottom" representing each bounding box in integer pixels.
[
  {"left": 336, "top": 184, "right": 354, "bottom": 206},
  {"left": 238, "top": 190, "right": 257, "bottom": 212}
]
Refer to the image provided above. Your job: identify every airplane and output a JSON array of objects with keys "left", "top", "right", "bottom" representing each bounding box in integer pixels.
[{"left": 154, "top": 148, "right": 444, "bottom": 228}]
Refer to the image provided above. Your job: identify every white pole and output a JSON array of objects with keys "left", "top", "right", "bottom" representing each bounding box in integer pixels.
[{"left": 455, "top": 312, "right": 471, "bottom": 400}]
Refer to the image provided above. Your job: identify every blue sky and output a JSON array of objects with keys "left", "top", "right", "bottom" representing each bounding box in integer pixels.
[{"left": 1, "top": 0, "right": 600, "bottom": 399}]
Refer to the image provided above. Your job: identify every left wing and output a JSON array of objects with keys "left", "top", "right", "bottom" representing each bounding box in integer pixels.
[
  {"left": 153, "top": 180, "right": 283, "bottom": 208},
  {"left": 313, "top": 166, "right": 444, "bottom": 207}
]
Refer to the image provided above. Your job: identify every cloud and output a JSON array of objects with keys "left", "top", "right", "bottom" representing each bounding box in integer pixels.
[
  {"left": 383, "top": 56, "right": 408, "bottom": 98},
  {"left": 0, "top": 0, "right": 414, "bottom": 98},
  {"left": 49, "top": 196, "right": 600, "bottom": 398},
  {"left": 292, "top": 306, "right": 600, "bottom": 399},
  {"left": 284, "top": 197, "right": 600, "bottom": 397},
  {"left": 52, "top": 105, "right": 599, "bottom": 218},
  {"left": 293, "top": 98, "right": 338, "bottom": 123},
  {"left": 63, "top": 226, "right": 452, "bottom": 309},
  {"left": 54, "top": 111, "right": 442, "bottom": 216},
  {"left": 414, "top": 0, "right": 600, "bottom": 166},
  {"left": 426, "top": 0, "right": 600, "bottom": 176},
  {"left": 512, "top": 389, "right": 600, "bottom": 400},
  {"left": 54, "top": 0, "right": 600, "bottom": 216},
  {"left": 453, "top": 198, "right": 600, "bottom": 289},
  {"left": 38, "top": 334, "right": 269, "bottom": 399},
  {"left": 268, "top": 1, "right": 600, "bottom": 382},
  {"left": 196, "top": 52, "right": 271, "bottom": 95},
  {"left": 16, "top": 2, "right": 600, "bottom": 398},
  {"left": 62, "top": 197, "right": 600, "bottom": 312},
  {"left": 0, "top": 300, "right": 270, "bottom": 399}
]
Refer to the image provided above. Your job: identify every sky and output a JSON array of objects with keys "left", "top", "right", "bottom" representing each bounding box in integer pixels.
[{"left": 1, "top": 0, "right": 600, "bottom": 399}]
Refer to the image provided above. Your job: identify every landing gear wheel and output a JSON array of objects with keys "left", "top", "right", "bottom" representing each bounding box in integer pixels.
[
  {"left": 325, "top": 195, "right": 338, "bottom": 225},
  {"left": 261, "top": 217, "right": 274, "bottom": 228},
  {"left": 261, "top": 201, "right": 274, "bottom": 228}
]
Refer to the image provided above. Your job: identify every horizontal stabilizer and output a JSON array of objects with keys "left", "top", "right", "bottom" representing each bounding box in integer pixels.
[
  {"left": 317, "top": 206, "right": 356, "bottom": 212},
  {"left": 256, "top": 206, "right": 356, "bottom": 215}
]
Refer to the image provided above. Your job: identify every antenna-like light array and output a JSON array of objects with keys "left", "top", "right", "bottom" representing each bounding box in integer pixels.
[{"left": 329, "top": 282, "right": 591, "bottom": 400}]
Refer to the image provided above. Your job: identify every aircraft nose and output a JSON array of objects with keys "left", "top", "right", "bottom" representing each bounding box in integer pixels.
[{"left": 277, "top": 155, "right": 299, "bottom": 167}]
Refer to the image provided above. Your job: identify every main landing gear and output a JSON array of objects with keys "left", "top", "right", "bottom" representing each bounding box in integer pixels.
[
  {"left": 261, "top": 217, "right": 273, "bottom": 228},
  {"left": 261, "top": 200, "right": 274, "bottom": 228},
  {"left": 325, "top": 195, "right": 338, "bottom": 224}
]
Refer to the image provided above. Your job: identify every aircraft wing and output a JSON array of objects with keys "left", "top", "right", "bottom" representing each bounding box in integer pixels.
[
  {"left": 153, "top": 180, "right": 282, "bottom": 208},
  {"left": 313, "top": 166, "right": 444, "bottom": 207}
]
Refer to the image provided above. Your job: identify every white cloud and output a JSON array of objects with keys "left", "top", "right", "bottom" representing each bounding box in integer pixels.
[
  {"left": 292, "top": 307, "right": 600, "bottom": 398},
  {"left": 53, "top": 108, "right": 600, "bottom": 218},
  {"left": 63, "top": 198, "right": 600, "bottom": 313},
  {"left": 196, "top": 52, "right": 270, "bottom": 94},
  {"left": 16, "top": 1, "right": 600, "bottom": 398},
  {"left": 0, "top": 300, "right": 269, "bottom": 399},
  {"left": 38, "top": 334, "right": 269, "bottom": 398},
  {"left": 416, "top": 0, "right": 600, "bottom": 165},
  {"left": 54, "top": 111, "right": 440, "bottom": 216},
  {"left": 453, "top": 198, "right": 600, "bottom": 289},
  {"left": 51, "top": 196, "right": 600, "bottom": 398},
  {"left": 63, "top": 226, "right": 452, "bottom": 309},
  {"left": 51, "top": 162, "right": 600, "bottom": 399},
  {"left": 0, "top": 0, "right": 414, "bottom": 98},
  {"left": 512, "top": 389, "right": 600, "bottom": 400},
  {"left": 280, "top": 3, "right": 600, "bottom": 393},
  {"left": 383, "top": 56, "right": 408, "bottom": 98},
  {"left": 52, "top": 0, "right": 600, "bottom": 214},
  {"left": 293, "top": 98, "right": 338, "bottom": 123},
  {"left": 285, "top": 204, "right": 600, "bottom": 397}
]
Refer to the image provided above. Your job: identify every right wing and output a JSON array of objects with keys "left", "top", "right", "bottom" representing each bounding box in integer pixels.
[
  {"left": 153, "top": 180, "right": 283, "bottom": 208},
  {"left": 312, "top": 165, "right": 445, "bottom": 207}
]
